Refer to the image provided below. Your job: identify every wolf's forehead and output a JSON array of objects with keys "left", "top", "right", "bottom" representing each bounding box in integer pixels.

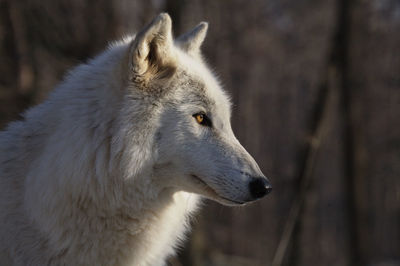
[
  {"left": 174, "top": 70, "right": 231, "bottom": 113},
  {"left": 169, "top": 49, "right": 232, "bottom": 115}
]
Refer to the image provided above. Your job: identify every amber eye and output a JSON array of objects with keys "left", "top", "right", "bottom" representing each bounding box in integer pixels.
[
  {"left": 193, "top": 112, "right": 212, "bottom": 127},
  {"left": 195, "top": 114, "right": 204, "bottom": 124}
]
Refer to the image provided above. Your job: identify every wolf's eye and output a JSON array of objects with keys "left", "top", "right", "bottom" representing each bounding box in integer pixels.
[
  {"left": 195, "top": 114, "right": 204, "bottom": 123},
  {"left": 193, "top": 112, "right": 212, "bottom": 127}
]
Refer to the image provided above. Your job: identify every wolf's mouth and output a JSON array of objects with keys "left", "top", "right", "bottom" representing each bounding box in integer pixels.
[{"left": 189, "top": 174, "right": 245, "bottom": 205}]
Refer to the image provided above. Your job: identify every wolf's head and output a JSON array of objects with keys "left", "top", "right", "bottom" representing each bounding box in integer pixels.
[{"left": 122, "top": 13, "right": 271, "bottom": 206}]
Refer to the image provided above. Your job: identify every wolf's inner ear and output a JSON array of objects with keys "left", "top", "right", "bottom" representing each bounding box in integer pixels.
[
  {"left": 129, "top": 13, "right": 176, "bottom": 85},
  {"left": 176, "top": 22, "right": 208, "bottom": 56}
]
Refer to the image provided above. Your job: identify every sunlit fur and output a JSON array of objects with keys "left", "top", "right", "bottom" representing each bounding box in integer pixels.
[{"left": 0, "top": 14, "right": 266, "bottom": 265}]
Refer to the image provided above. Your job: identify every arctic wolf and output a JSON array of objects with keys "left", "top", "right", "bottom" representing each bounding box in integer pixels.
[{"left": 0, "top": 13, "right": 271, "bottom": 266}]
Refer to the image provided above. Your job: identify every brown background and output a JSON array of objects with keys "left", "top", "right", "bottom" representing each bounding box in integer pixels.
[{"left": 0, "top": 0, "right": 399, "bottom": 265}]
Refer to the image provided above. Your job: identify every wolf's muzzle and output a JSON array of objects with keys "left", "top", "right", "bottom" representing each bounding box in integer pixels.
[{"left": 249, "top": 177, "right": 272, "bottom": 199}]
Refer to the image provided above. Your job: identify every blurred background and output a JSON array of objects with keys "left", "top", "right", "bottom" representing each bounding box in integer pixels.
[{"left": 0, "top": 0, "right": 399, "bottom": 265}]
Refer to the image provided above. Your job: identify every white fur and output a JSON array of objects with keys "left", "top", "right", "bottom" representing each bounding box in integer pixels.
[{"left": 0, "top": 14, "right": 268, "bottom": 266}]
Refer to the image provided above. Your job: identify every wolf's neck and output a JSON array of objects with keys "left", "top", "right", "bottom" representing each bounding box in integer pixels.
[
  {"left": 45, "top": 183, "right": 199, "bottom": 265},
  {"left": 21, "top": 119, "right": 199, "bottom": 265},
  {"left": 84, "top": 191, "right": 200, "bottom": 265}
]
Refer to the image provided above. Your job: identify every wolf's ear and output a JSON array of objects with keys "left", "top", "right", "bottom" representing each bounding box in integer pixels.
[
  {"left": 128, "top": 13, "right": 176, "bottom": 85},
  {"left": 176, "top": 22, "right": 208, "bottom": 55}
]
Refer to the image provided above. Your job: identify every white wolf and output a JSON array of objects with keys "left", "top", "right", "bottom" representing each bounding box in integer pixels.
[{"left": 0, "top": 13, "right": 271, "bottom": 266}]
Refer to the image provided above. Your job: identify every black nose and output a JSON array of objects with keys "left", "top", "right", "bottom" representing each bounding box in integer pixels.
[{"left": 249, "top": 177, "right": 272, "bottom": 199}]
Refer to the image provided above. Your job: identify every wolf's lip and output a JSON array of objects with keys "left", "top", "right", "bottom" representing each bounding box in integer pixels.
[{"left": 189, "top": 174, "right": 245, "bottom": 205}]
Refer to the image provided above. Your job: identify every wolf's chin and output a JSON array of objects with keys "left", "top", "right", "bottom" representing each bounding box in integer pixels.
[{"left": 189, "top": 174, "right": 246, "bottom": 206}]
